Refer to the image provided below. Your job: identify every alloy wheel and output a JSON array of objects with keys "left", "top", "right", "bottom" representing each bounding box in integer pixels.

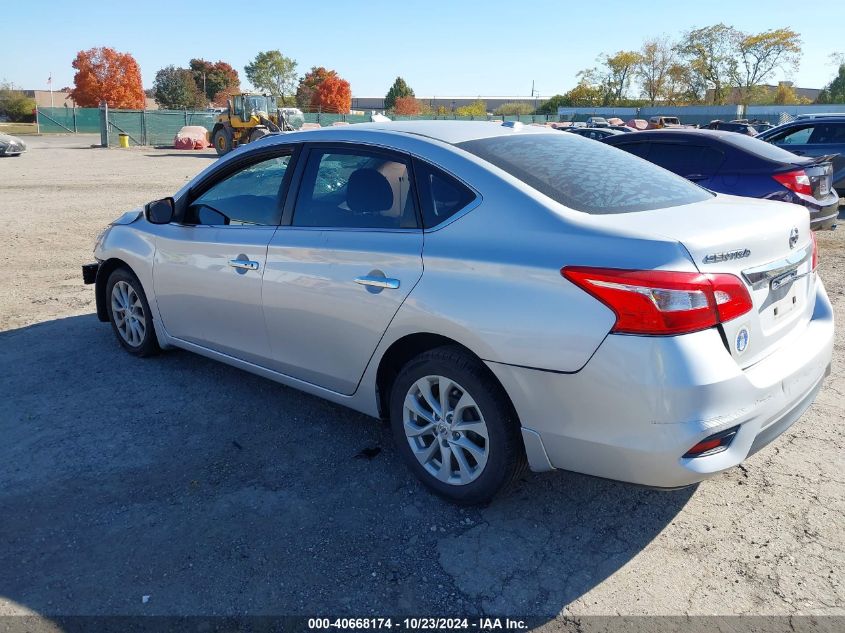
[
  {"left": 402, "top": 375, "right": 489, "bottom": 485},
  {"left": 111, "top": 280, "right": 146, "bottom": 347}
]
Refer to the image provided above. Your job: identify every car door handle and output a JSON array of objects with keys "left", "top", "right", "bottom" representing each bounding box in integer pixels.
[
  {"left": 354, "top": 275, "right": 400, "bottom": 289},
  {"left": 228, "top": 259, "right": 260, "bottom": 271}
]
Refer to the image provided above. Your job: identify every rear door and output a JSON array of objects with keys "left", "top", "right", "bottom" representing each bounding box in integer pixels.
[
  {"left": 262, "top": 143, "right": 424, "bottom": 394},
  {"left": 641, "top": 142, "right": 724, "bottom": 187}
]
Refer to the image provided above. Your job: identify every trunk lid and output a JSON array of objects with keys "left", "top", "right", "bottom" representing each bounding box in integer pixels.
[
  {"left": 588, "top": 193, "right": 815, "bottom": 369},
  {"left": 799, "top": 155, "right": 836, "bottom": 198}
]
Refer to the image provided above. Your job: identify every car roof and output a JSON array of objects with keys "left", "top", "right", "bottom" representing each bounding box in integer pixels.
[{"left": 320, "top": 120, "right": 553, "bottom": 145}]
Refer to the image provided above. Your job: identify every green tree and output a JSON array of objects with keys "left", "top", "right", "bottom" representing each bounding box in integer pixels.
[
  {"left": 536, "top": 94, "right": 572, "bottom": 115},
  {"left": 244, "top": 50, "right": 298, "bottom": 102},
  {"left": 0, "top": 81, "right": 35, "bottom": 122},
  {"left": 816, "top": 63, "right": 845, "bottom": 103},
  {"left": 677, "top": 24, "right": 739, "bottom": 104},
  {"left": 599, "top": 50, "right": 643, "bottom": 103},
  {"left": 153, "top": 66, "right": 204, "bottom": 110},
  {"left": 493, "top": 102, "right": 535, "bottom": 115},
  {"left": 730, "top": 28, "right": 802, "bottom": 105},
  {"left": 384, "top": 77, "right": 414, "bottom": 111},
  {"left": 454, "top": 100, "right": 487, "bottom": 117},
  {"left": 637, "top": 37, "right": 676, "bottom": 106}
]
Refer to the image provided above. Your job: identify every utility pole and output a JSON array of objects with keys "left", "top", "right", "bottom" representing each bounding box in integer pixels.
[{"left": 49, "top": 72, "right": 54, "bottom": 108}]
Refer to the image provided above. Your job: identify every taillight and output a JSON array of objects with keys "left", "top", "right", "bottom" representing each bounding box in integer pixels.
[
  {"left": 810, "top": 231, "right": 819, "bottom": 271},
  {"left": 561, "top": 267, "right": 753, "bottom": 336},
  {"left": 773, "top": 169, "right": 812, "bottom": 196}
]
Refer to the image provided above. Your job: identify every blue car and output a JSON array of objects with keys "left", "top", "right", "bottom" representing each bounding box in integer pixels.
[{"left": 603, "top": 129, "right": 839, "bottom": 230}]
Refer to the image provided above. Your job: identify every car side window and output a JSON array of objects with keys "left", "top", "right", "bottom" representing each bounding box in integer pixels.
[
  {"left": 771, "top": 126, "right": 813, "bottom": 145},
  {"left": 292, "top": 148, "right": 418, "bottom": 229},
  {"left": 646, "top": 143, "right": 723, "bottom": 177},
  {"left": 189, "top": 154, "right": 291, "bottom": 226},
  {"left": 413, "top": 159, "right": 477, "bottom": 229},
  {"left": 808, "top": 124, "right": 845, "bottom": 144},
  {"left": 614, "top": 142, "right": 650, "bottom": 159}
]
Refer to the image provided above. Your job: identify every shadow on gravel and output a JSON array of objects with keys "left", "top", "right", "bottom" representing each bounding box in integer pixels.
[{"left": 0, "top": 315, "right": 695, "bottom": 619}]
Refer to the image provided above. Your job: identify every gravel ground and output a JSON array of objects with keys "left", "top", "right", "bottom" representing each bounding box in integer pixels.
[{"left": 0, "top": 135, "right": 843, "bottom": 626}]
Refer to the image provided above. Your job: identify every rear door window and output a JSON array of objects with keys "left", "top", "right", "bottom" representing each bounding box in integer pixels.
[
  {"left": 808, "top": 124, "right": 845, "bottom": 144},
  {"left": 646, "top": 143, "right": 724, "bottom": 177}
]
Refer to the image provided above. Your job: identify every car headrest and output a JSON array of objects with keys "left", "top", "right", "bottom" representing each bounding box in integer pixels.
[{"left": 347, "top": 168, "right": 394, "bottom": 213}]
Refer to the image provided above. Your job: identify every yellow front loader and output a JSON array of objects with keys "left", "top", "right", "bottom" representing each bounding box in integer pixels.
[{"left": 210, "top": 93, "right": 292, "bottom": 156}]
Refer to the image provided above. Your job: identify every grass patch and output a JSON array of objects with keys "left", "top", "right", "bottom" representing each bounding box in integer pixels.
[{"left": 0, "top": 122, "right": 37, "bottom": 135}]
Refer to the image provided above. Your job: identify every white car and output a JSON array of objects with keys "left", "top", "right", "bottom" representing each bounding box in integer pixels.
[{"left": 83, "top": 122, "right": 834, "bottom": 503}]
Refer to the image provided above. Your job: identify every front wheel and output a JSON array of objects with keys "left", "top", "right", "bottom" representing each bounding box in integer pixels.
[
  {"left": 105, "top": 268, "right": 159, "bottom": 357},
  {"left": 212, "top": 127, "right": 233, "bottom": 156},
  {"left": 389, "top": 346, "right": 526, "bottom": 504}
]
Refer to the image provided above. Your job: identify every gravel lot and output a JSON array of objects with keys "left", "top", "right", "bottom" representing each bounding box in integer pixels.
[{"left": 1, "top": 135, "right": 843, "bottom": 626}]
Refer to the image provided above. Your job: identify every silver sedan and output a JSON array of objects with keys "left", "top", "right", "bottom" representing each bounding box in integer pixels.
[{"left": 84, "top": 121, "right": 834, "bottom": 503}]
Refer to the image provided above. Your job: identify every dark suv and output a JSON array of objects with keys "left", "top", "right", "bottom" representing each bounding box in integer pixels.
[{"left": 756, "top": 116, "right": 845, "bottom": 203}]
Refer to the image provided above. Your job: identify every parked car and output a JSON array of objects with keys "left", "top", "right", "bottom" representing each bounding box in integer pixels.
[
  {"left": 0, "top": 132, "right": 26, "bottom": 156},
  {"left": 566, "top": 127, "right": 624, "bottom": 140},
  {"left": 647, "top": 116, "right": 682, "bottom": 129},
  {"left": 607, "top": 125, "right": 637, "bottom": 133},
  {"left": 84, "top": 121, "right": 833, "bottom": 503},
  {"left": 585, "top": 116, "right": 609, "bottom": 128},
  {"left": 626, "top": 118, "right": 649, "bottom": 130},
  {"left": 731, "top": 119, "right": 775, "bottom": 133},
  {"left": 603, "top": 128, "right": 839, "bottom": 230},
  {"left": 606, "top": 117, "right": 625, "bottom": 126},
  {"left": 756, "top": 115, "right": 845, "bottom": 199},
  {"left": 702, "top": 120, "right": 758, "bottom": 136}
]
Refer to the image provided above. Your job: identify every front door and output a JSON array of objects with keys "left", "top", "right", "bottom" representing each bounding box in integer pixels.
[
  {"left": 262, "top": 145, "right": 424, "bottom": 394},
  {"left": 153, "top": 150, "right": 294, "bottom": 365}
]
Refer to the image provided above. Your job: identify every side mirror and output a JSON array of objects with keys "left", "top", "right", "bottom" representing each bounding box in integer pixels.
[{"left": 145, "top": 198, "right": 174, "bottom": 224}]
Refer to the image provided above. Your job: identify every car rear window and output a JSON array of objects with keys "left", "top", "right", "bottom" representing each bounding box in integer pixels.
[
  {"left": 456, "top": 134, "right": 711, "bottom": 214},
  {"left": 719, "top": 132, "right": 806, "bottom": 162}
]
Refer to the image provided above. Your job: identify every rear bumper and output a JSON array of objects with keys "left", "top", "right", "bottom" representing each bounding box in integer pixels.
[
  {"left": 487, "top": 278, "right": 834, "bottom": 488},
  {"left": 805, "top": 188, "right": 839, "bottom": 231}
]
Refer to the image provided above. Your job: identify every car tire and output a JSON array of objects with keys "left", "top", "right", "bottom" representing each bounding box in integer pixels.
[
  {"left": 105, "top": 267, "right": 160, "bottom": 357},
  {"left": 212, "top": 127, "right": 233, "bottom": 156},
  {"left": 389, "top": 346, "right": 527, "bottom": 504}
]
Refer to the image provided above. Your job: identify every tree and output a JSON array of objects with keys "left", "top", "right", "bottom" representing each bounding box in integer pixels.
[
  {"left": 0, "top": 81, "right": 35, "bottom": 121},
  {"left": 638, "top": 37, "right": 676, "bottom": 106},
  {"left": 677, "top": 24, "right": 739, "bottom": 105},
  {"left": 454, "top": 100, "right": 487, "bottom": 117},
  {"left": 493, "top": 102, "right": 534, "bottom": 115},
  {"left": 599, "top": 50, "right": 643, "bottom": 103},
  {"left": 385, "top": 77, "right": 414, "bottom": 111},
  {"left": 816, "top": 63, "right": 845, "bottom": 103},
  {"left": 313, "top": 74, "right": 352, "bottom": 113},
  {"left": 393, "top": 96, "right": 421, "bottom": 115},
  {"left": 189, "top": 59, "right": 239, "bottom": 103},
  {"left": 730, "top": 28, "right": 802, "bottom": 105},
  {"left": 153, "top": 66, "right": 205, "bottom": 110},
  {"left": 70, "top": 47, "right": 145, "bottom": 108},
  {"left": 536, "top": 94, "right": 572, "bottom": 114},
  {"left": 244, "top": 50, "right": 298, "bottom": 102},
  {"left": 296, "top": 66, "right": 335, "bottom": 110}
]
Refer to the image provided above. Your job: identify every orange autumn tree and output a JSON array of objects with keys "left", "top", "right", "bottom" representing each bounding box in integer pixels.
[
  {"left": 393, "top": 96, "right": 421, "bottom": 115},
  {"left": 313, "top": 74, "right": 352, "bottom": 114},
  {"left": 70, "top": 47, "right": 145, "bottom": 109}
]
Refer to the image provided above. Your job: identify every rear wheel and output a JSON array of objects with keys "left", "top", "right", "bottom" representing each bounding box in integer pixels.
[
  {"left": 212, "top": 126, "right": 233, "bottom": 156},
  {"left": 389, "top": 346, "right": 526, "bottom": 504},
  {"left": 105, "top": 268, "right": 159, "bottom": 357}
]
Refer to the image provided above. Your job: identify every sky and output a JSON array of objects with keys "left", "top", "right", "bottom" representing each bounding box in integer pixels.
[{"left": 1, "top": 0, "right": 843, "bottom": 97}]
